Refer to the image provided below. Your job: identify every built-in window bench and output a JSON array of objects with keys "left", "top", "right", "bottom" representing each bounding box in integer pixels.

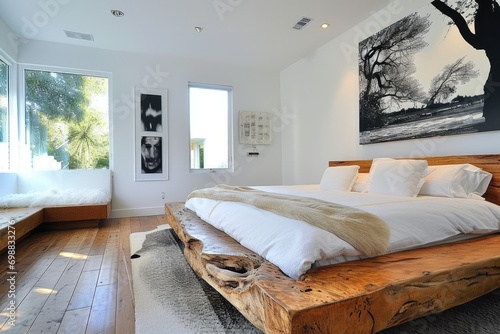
[
  {"left": 0, "top": 169, "right": 112, "bottom": 254},
  {"left": 0, "top": 203, "right": 111, "bottom": 253}
]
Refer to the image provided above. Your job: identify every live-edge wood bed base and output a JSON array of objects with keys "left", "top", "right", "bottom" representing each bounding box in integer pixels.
[
  {"left": 166, "top": 203, "right": 500, "bottom": 333},
  {"left": 165, "top": 154, "right": 500, "bottom": 333}
]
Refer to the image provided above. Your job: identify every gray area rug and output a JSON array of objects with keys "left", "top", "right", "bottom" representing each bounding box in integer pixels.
[
  {"left": 130, "top": 226, "right": 261, "bottom": 334},
  {"left": 131, "top": 226, "right": 500, "bottom": 334}
]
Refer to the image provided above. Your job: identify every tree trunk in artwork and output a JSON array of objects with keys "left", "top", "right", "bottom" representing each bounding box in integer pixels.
[{"left": 432, "top": 0, "right": 500, "bottom": 130}]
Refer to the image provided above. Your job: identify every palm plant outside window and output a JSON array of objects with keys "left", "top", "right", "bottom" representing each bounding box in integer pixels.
[{"left": 24, "top": 69, "right": 109, "bottom": 170}]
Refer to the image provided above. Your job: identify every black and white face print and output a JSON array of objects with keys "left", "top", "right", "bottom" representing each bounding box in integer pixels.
[{"left": 140, "top": 94, "right": 162, "bottom": 132}]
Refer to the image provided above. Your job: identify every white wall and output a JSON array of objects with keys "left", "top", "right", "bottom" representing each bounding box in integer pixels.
[
  {"left": 17, "top": 169, "right": 112, "bottom": 196},
  {"left": 6, "top": 0, "right": 499, "bottom": 215},
  {"left": 0, "top": 19, "right": 18, "bottom": 60},
  {"left": 0, "top": 173, "right": 17, "bottom": 196},
  {"left": 280, "top": 0, "right": 500, "bottom": 185},
  {"left": 7, "top": 39, "right": 282, "bottom": 217}
]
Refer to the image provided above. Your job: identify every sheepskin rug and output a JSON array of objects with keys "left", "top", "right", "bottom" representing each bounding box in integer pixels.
[{"left": 0, "top": 188, "right": 110, "bottom": 208}]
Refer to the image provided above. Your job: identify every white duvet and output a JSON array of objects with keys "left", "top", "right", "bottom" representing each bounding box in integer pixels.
[{"left": 185, "top": 185, "right": 500, "bottom": 280}]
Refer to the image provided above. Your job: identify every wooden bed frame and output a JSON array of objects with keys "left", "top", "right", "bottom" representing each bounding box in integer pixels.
[{"left": 165, "top": 154, "right": 500, "bottom": 333}]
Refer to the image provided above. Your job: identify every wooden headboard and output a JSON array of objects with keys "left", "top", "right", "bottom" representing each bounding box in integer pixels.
[{"left": 329, "top": 154, "right": 500, "bottom": 205}]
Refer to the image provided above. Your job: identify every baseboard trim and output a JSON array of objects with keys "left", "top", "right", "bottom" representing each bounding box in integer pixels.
[{"left": 110, "top": 206, "right": 165, "bottom": 219}]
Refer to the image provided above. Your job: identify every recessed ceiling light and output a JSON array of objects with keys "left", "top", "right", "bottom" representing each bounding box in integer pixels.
[
  {"left": 194, "top": 26, "right": 203, "bottom": 33},
  {"left": 321, "top": 23, "right": 330, "bottom": 29},
  {"left": 111, "top": 9, "right": 124, "bottom": 17}
]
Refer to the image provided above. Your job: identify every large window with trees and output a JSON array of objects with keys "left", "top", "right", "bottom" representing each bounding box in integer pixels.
[
  {"left": 0, "top": 59, "right": 8, "bottom": 170},
  {"left": 24, "top": 69, "right": 109, "bottom": 170},
  {"left": 189, "top": 83, "right": 233, "bottom": 172}
]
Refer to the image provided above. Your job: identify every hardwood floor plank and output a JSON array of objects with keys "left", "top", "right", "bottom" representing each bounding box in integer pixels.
[
  {"left": 107, "top": 219, "right": 121, "bottom": 233},
  {"left": 150, "top": 214, "right": 169, "bottom": 227},
  {"left": 116, "top": 250, "right": 134, "bottom": 334},
  {"left": 88, "top": 222, "right": 110, "bottom": 256},
  {"left": 82, "top": 254, "right": 103, "bottom": 272},
  {"left": 0, "top": 231, "right": 53, "bottom": 278},
  {"left": 0, "top": 231, "right": 65, "bottom": 298},
  {"left": 0, "top": 215, "right": 163, "bottom": 334},
  {"left": 118, "top": 218, "right": 133, "bottom": 290},
  {"left": 28, "top": 229, "right": 101, "bottom": 332},
  {"left": 67, "top": 270, "right": 99, "bottom": 311},
  {"left": 76, "top": 228, "right": 99, "bottom": 254},
  {"left": 142, "top": 216, "right": 157, "bottom": 230},
  {"left": 62, "top": 229, "right": 87, "bottom": 251},
  {"left": 27, "top": 268, "right": 80, "bottom": 333},
  {"left": 0, "top": 230, "right": 75, "bottom": 327},
  {"left": 0, "top": 256, "right": 54, "bottom": 304},
  {"left": 119, "top": 218, "right": 131, "bottom": 256},
  {"left": 129, "top": 217, "right": 143, "bottom": 234},
  {"left": 0, "top": 257, "right": 71, "bottom": 332},
  {"left": 97, "top": 231, "right": 119, "bottom": 286},
  {"left": 86, "top": 284, "right": 117, "bottom": 334},
  {"left": 57, "top": 307, "right": 91, "bottom": 334}
]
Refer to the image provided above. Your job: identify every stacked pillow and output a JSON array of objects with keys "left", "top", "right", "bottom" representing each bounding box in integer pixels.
[
  {"left": 319, "top": 165, "right": 359, "bottom": 191},
  {"left": 419, "top": 164, "right": 492, "bottom": 199},
  {"left": 364, "top": 158, "right": 430, "bottom": 197},
  {"left": 351, "top": 173, "right": 369, "bottom": 192},
  {"left": 320, "top": 158, "right": 492, "bottom": 199}
]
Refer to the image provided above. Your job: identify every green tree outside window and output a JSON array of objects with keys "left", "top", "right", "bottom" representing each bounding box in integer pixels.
[{"left": 25, "top": 70, "right": 109, "bottom": 169}]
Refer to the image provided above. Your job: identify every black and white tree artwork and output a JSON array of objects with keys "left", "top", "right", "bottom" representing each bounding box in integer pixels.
[{"left": 359, "top": 0, "right": 498, "bottom": 144}]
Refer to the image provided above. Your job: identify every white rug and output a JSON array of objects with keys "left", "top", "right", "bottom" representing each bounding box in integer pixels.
[{"left": 130, "top": 225, "right": 261, "bottom": 334}]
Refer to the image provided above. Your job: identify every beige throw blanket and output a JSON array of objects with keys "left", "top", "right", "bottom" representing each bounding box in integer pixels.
[{"left": 187, "top": 185, "right": 390, "bottom": 257}]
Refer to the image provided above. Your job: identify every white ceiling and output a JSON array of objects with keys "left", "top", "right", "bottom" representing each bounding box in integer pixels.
[{"left": 0, "top": 0, "right": 392, "bottom": 71}]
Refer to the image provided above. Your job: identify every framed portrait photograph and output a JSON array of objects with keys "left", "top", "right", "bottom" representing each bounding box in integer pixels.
[{"left": 134, "top": 87, "right": 168, "bottom": 181}]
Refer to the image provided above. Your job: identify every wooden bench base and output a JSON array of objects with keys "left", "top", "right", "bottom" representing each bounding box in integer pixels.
[
  {"left": 166, "top": 202, "right": 500, "bottom": 333},
  {"left": 41, "top": 203, "right": 111, "bottom": 229},
  {"left": 0, "top": 207, "right": 44, "bottom": 253},
  {"left": 0, "top": 202, "right": 111, "bottom": 253}
]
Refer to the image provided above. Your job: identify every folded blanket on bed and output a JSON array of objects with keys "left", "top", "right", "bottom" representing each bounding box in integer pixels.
[{"left": 187, "top": 184, "right": 390, "bottom": 257}]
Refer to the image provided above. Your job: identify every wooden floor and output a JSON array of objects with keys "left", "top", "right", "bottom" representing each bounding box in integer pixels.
[{"left": 0, "top": 215, "right": 167, "bottom": 334}]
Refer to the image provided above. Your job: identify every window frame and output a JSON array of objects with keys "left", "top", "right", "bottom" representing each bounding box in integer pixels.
[
  {"left": 0, "top": 51, "right": 16, "bottom": 171},
  {"left": 19, "top": 64, "right": 113, "bottom": 171},
  {"left": 188, "top": 82, "right": 234, "bottom": 173}
]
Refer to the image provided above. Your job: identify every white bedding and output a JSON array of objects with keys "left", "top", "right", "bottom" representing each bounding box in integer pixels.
[{"left": 185, "top": 185, "right": 500, "bottom": 280}]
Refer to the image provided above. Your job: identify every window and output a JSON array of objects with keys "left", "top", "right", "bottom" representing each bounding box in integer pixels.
[
  {"left": 24, "top": 69, "right": 109, "bottom": 170},
  {"left": 189, "top": 83, "right": 233, "bottom": 171},
  {"left": 0, "top": 59, "right": 8, "bottom": 170}
]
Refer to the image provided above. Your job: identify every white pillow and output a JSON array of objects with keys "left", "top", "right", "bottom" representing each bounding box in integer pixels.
[
  {"left": 320, "top": 166, "right": 359, "bottom": 191},
  {"left": 351, "top": 173, "right": 369, "bottom": 192},
  {"left": 419, "top": 164, "right": 492, "bottom": 199},
  {"left": 366, "top": 158, "right": 429, "bottom": 197}
]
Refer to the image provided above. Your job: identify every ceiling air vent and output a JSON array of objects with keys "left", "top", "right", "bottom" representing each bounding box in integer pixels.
[
  {"left": 64, "top": 30, "right": 94, "bottom": 41},
  {"left": 292, "top": 17, "right": 313, "bottom": 30}
]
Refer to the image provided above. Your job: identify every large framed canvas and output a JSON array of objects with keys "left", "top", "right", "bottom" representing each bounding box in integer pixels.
[
  {"left": 359, "top": 0, "right": 500, "bottom": 144},
  {"left": 134, "top": 87, "right": 168, "bottom": 181}
]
